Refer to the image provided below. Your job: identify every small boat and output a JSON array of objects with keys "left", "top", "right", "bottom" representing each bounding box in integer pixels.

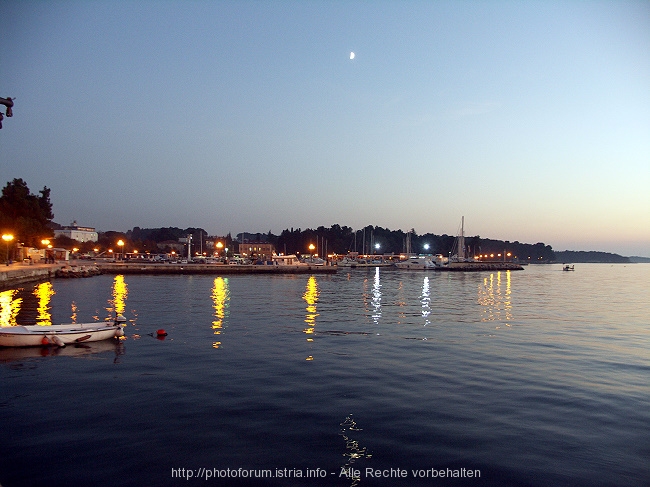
[
  {"left": 563, "top": 264, "right": 575, "bottom": 271},
  {"left": 0, "top": 316, "right": 126, "bottom": 348}
]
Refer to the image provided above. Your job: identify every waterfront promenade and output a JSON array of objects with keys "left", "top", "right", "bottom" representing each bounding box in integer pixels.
[{"left": 0, "top": 260, "right": 337, "bottom": 289}]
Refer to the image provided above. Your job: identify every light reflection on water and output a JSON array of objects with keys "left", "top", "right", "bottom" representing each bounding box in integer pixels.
[
  {"left": 302, "top": 275, "right": 319, "bottom": 354},
  {"left": 108, "top": 274, "right": 128, "bottom": 319},
  {"left": 34, "top": 281, "right": 55, "bottom": 326},
  {"left": 339, "top": 415, "right": 372, "bottom": 487},
  {"left": 420, "top": 276, "right": 431, "bottom": 327},
  {"left": 211, "top": 276, "right": 230, "bottom": 349},
  {"left": 371, "top": 267, "right": 381, "bottom": 325},
  {"left": 477, "top": 271, "right": 513, "bottom": 328},
  {"left": 0, "top": 289, "right": 21, "bottom": 327}
]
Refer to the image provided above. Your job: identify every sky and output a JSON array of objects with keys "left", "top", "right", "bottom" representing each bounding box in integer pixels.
[{"left": 1, "top": 1, "right": 649, "bottom": 256}]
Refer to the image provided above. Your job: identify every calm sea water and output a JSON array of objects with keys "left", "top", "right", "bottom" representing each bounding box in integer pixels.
[{"left": 0, "top": 264, "right": 648, "bottom": 487}]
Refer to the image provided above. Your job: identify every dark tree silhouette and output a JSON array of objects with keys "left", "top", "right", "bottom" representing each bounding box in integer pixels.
[{"left": 0, "top": 178, "right": 54, "bottom": 246}]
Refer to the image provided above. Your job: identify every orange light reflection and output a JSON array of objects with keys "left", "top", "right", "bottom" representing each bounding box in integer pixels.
[
  {"left": 34, "top": 282, "right": 55, "bottom": 326},
  {"left": 0, "top": 289, "right": 22, "bottom": 327},
  {"left": 211, "top": 277, "right": 230, "bottom": 349}
]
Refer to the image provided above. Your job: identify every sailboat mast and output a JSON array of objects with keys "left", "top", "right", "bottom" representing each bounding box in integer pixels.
[{"left": 457, "top": 216, "right": 465, "bottom": 261}]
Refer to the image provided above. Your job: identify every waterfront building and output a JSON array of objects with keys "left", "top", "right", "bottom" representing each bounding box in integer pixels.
[
  {"left": 53, "top": 222, "right": 98, "bottom": 242},
  {"left": 239, "top": 242, "right": 275, "bottom": 261}
]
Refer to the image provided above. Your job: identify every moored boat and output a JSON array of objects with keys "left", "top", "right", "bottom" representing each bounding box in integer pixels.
[
  {"left": 395, "top": 255, "right": 439, "bottom": 269},
  {"left": 0, "top": 316, "right": 126, "bottom": 347}
]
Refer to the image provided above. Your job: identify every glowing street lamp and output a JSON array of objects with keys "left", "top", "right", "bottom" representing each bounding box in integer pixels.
[
  {"left": 41, "top": 239, "right": 50, "bottom": 247},
  {"left": 2, "top": 234, "right": 14, "bottom": 264},
  {"left": 117, "top": 240, "right": 124, "bottom": 261},
  {"left": 216, "top": 241, "right": 223, "bottom": 257}
]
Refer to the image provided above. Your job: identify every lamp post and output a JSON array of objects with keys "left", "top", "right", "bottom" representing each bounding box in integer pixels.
[
  {"left": 2, "top": 234, "right": 14, "bottom": 265},
  {"left": 41, "top": 239, "right": 51, "bottom": 263},
  {"left": 117, "top": 240, "right": 124, "bottom": 261}
]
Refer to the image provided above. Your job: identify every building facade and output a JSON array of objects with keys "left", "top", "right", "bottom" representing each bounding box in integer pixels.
[
  {"left": 53, "top": 222, "right": 98, "bottom": 242},
  {"left": 238, "top": 242, "right": 275, "bottom": 260}
]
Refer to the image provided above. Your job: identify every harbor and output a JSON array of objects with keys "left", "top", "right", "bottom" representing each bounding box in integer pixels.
[{"left": 0, "top": 258, "right": 526, "bottom": 290}]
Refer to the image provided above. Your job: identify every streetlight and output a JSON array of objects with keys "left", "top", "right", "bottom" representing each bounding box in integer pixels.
[
  {"left": 117, "top": 240, "right": 124, "bottom": 261},
  {"left": 216, "top": 241, "right": 223, "bottom": 257},
  {"left": 374, "top": 243, "right": 381, "bottom": 254},
  {"left": 41, "top": 239, "right": 51, "bottom": 263},
  {"left": 2, "top": 234, "right": 14, "bottom": 264}
]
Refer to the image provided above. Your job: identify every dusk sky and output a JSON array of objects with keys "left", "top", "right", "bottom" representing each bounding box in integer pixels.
[{"left": 1, "top": 1, "right": 648, "bottom": 256}]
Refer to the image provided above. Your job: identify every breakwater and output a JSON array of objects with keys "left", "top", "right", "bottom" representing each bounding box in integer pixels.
[
  {"left": 442, "top": 261, "right": 524, "bottom": 271},
  {"left": 97, "top": 262, "right": 337, "bottom": 275},
  {"left": 0, "top": 264, "right": 61, "bottom": 290},
  {"left": 0, "top": 263, "right": 104, "bottom": 289},
  {"left": 55, "top": 265, "right": 102, "bottom": 278}
]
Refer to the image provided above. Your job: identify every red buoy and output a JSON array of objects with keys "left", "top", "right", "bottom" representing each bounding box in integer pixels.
[
  {"left": 41, "top": 336, "right": 50, "bottom": 346},
  {"left": 156, "top": 329, "right": 168, "bottom": 337}
]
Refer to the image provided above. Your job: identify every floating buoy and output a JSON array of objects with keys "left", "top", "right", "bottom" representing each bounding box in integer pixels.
[
  {"left": 52, "top": 335, "right": 66, "bottom": 347},
  {"left": 41, "top": 336, "right": 50, "bottom": 346},
  {"left": 156, "top": 329, "right": 168, "bottom": 337}
]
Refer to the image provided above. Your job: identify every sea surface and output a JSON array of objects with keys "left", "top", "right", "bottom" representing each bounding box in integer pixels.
[{"left": 0, "top": 264, "right": 648, "bottom": 487}]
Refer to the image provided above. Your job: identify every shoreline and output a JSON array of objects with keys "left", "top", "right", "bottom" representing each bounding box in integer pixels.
[
  {"left": 0, "top": 263, "right": 63, "bottom": 290},
  {"left": 6, "top": 258, "right": 601, "bottom": 289},
  {"left": 96, "top": 262, "right": 338, "bottom": 275},
  {"left": 0, "top": 261, "right": 338, "bottom": 289}
]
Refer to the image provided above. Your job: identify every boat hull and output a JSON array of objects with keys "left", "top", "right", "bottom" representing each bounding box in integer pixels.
[{"left": 0, "top": 322, "right": 124, "bottom": 347}]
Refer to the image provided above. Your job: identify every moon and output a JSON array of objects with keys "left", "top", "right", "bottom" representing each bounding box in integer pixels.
[{"left": 349, "top": 51, "right": 355, "bottom": 60}]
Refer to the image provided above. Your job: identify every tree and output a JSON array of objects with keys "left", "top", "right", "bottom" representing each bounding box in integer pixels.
[{"left": 0, "top": 178, "right": 54, "bottom": 246}]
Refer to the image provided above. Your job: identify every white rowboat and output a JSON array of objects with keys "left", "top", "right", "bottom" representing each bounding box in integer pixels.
[{"left": 0, "top": 316, "right": 126, "bottom": 347}]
